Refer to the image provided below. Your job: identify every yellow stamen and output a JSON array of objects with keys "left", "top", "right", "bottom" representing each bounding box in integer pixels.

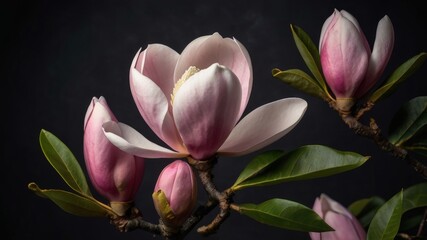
[{"left": 170, "top": 66, "right": 200, "bottom": 105}]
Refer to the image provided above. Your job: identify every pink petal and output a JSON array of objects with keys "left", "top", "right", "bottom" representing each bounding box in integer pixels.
[
  {"left": 174, "top": 33, "right": 252, "bottom": 118},
  {"left": 130, "top": 66, "right": 185, "bottom": 152},
  {"left": 341, "top": 10, "right": 371, "bottom": 54},
  {"left": 84, "top": 99, "right": 120, "bottom": 200},
  {"left": 323, "top": 212, "right": 365, "bottom": 240},
  {"left": 84, "top": 97, "right": 97, "bottom": 130},
  {"left": 84, "top": 96, "right": 116, "bottom": 130},
  {"left": 133, "top": 45, "right": 179, "bottom": 101},
  {"left": 173, "top": 63, "right": 242, "bottom": 160},
  {"left": 309, "top": 232, "right": 322, "bottom": 240},
  {"left": 356, "top": 15, "right": 394, "bottom": 97},
  {"left": 319, "top": 9, "right": 339, "bottom": 52},
  {"left": 340, "top": 10, "right": 362, "bottom": 35},
  {"left": 320, "top": 15, "right": 369, "bottom": 98},
  {"left": 320, "top": 194, "right": 353, "bottom": 219},
  {"left": 312, "top": 197, "right": 323, "bottom": 218},
  {"left": 218, "top": 98, "right": 307, "bottom": 156},
  {"left": 103, "top": 121, "right": 188, "bottom": 158}
]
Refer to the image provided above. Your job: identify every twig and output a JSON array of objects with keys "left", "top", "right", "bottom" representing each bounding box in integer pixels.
[
  {"left": 331, "top": 102, "right": 427, "bottom": 178},
  {"left": 110, "top": 207, "right": 161, "bottom": 234},
  {"left": 416, "top": 208, "right": 427, "bottom": 237},
  {"left": 180, "top": 198, "right": 218, "bottom": 236},
  {"left": 188, "top": 157, "right": 234, "bottom": 235}
]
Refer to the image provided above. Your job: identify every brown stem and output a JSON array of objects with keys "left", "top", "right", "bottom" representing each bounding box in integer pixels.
[
  {"left": 180, "top": 198, "right": 218, "bottom": 236},
  {"left": 188, "top": 156, "right": 234, "bottom": 235},
  {"left": 355, "top": 100, "right": 375, "bottom": 119},
  {"left": 338, "top": 111, "right": 427, "bottom": 178},
  {"left": 417, "top": 208, "right": 427, "bottom": 237},
  {"left": 109, "top": 207, "right": 161, "bottom": 234}
]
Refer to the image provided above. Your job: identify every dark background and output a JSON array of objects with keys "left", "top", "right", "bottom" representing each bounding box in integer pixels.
[{"left": 4, "top": 0, "right": 427, "bottom": 239}]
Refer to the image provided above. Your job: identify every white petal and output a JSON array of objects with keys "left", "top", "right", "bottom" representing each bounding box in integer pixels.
[
  {"left": 103, "top": 121, "right": 188, "bottom": 159},
  {"left": 173, "top": 64, "right": 242, "bottom": 160},
  {"left": 218, "top": 98, "right": 307, "bottom": 156},
  {"left": 356, "top": 15, "right": 394, "bottom": 97},
  {"left": 130, "top": 69, "right": 185, "bottom": 152}
]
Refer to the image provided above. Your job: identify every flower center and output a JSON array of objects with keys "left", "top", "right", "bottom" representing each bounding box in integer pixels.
[{"left": 170, "top": 66, "right": 200, "bottom": 105}]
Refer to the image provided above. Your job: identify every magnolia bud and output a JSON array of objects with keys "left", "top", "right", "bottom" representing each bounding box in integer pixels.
[
  {"left": 152, "top": 160, "right": 197, "bottom": 228},
  {"left": 83, "top": 96, "right": 145, "bottom": 216},
  {"left": 319, "top": 9, "right": 394, "bottom": 111},
  {"left": 310, "top": 194, "right": 366, "bottom": 240}
]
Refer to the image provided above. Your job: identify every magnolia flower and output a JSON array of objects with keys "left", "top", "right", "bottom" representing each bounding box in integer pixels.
[
  {"left": 310, "top": 194, "right": 366, "bottom": 240},
  {"left": 152, "top": 160, "right": 197, "bottom": 227},
  {"left": 103, "top": 33, "right": 307, "bottom": 160},
  {"left": 319, "top": 9, "right": 394, "bottom": 111},
  {"left": 83, "top": 96, "right": 145, "bottom": 216}
]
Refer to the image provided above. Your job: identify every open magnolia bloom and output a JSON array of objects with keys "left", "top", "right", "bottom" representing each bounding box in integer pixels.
[{"left": 103, "top": 33, "right": 307, "bottom": 160}]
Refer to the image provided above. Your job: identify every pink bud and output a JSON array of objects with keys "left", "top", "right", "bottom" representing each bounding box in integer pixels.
[
  {"left": 310, "top": 194, "right": 366, "bottom": 240},
  {"left": 319, "top": 9, "right": 394, "bottom": 110},
  {"left": 83, "top": 96, "right": 145, "bottom": 216},
  {"left": 152, "top": 160, "right": 197, "bottom": 227}
]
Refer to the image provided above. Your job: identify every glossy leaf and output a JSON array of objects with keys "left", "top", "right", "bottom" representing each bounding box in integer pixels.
[
  {"left": 367, "top": 183, "right": 427, "bottom": 240},
  {"left": 238, "top": 198, "right": 333, "bottom": 232},
  {"left": 232, "top": 150, "right": 285, "bottom": 189},
  {"left": 402, "top": 182, "right": 427, "bottom": 212},
  {"left": 28, "top": 182, "right": 114, "bottom": 217},
  {"left": 403, "top": 127, "right": 427, "bottom": 158},
  {"left": 290, "top": 24, "right": 328, "bottom": 95},
  {"left": 348, "top": 196, "right": 385, "bottom": 228},
  {"left": 39, "top": 129, "right": 92, "bottom": 196},
  {"left": 232, "top": 145, "right": 369, "bottom": 191},
  {"left": 367, "top": 190, "right": 403, "bottom": 240},
  {"left": 272, "top": 68, "right": 327, "bottom": 99},
  {"left": 399, "top": 213, "right": 424, "bottom": 232},
  {"left": 369, "top": 52, "right": 427, "bottom": 103},
  {"left": 388, "top": 96, "right": 427, "bottom": 148}
]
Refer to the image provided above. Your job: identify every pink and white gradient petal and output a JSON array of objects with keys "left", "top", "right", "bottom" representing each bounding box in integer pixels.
[{"left": 218, "top": 98, "right": 307, "bottom": 156}]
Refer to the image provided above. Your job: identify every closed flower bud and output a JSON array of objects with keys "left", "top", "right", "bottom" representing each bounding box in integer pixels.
[
  {"left": 310, "top": 194, "right": 366, "bottom": 240},
  {"left": 83, "top": 96, "right": 145, "bottom": 216},
  {"left": 152, "top": 160, "right": 197, "bottom": 228},
  {"left": 319, "top": 9, "right": 394, "bottom": 111}
]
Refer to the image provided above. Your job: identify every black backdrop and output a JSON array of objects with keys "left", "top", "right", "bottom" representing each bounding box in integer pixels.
[{"left": 4, "top": 0, "right": 427, "bottom": 239}]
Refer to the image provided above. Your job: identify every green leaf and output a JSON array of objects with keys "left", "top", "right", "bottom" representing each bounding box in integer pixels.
[
  {"left": 232, "top": 145, "right": 369, "bottom": 191},
  {"left": 290, "top": 24, "right": 329, "bottom": 97},
  {"left": 399, "top": 213, "right": 424, "bottom": 232},
  {"left": 402, "top": 182, "right": 427, "bottom": 212},
  {"left": 369, "top": 52, "right": 427, "bottom": 103},
  {"left": 28, "top": 182, "right": 114, "bottom": 217},
  {"left": 272, "top": 68, "right": 327, "bottom": 99},
  {"left": 401, "top": 124, "right": 427, "bottom": 157},
  {"left": 39, "top": 129, "right": 92, "bottom": 196},
  {"left": 232, "top": 150, "right": 285, "bottom": 189},
  {"left": 238, "top": 198, "right": 333, "bottom": 232},
  {"left": 388, "top": 96, "right": 427, "bottom": 147},
  {"left": 367, "top": 190, "right": 403, "bottom": 240},
  {"left": 348, "top": 196, "right": 385, "bottom": 228},
  {"left": 367, "top": 183, "right": 427, "bottom": 240}
]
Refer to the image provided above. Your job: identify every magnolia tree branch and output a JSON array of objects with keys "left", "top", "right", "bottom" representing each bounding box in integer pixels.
[
  {"left": 188, "top": 157, "right": 234, "bottom": 235},
  {"left": 329, "top": 101, "right": 427, "bottom": 178},
  {"left": 109, "top": 156, "right": 235, "bottom": 239},
  {"left": 180, "top": 198, "right": 218, "bottom": 236},
  {"left": 110, "top": 207, "right": 161, "bottom": 234}
]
